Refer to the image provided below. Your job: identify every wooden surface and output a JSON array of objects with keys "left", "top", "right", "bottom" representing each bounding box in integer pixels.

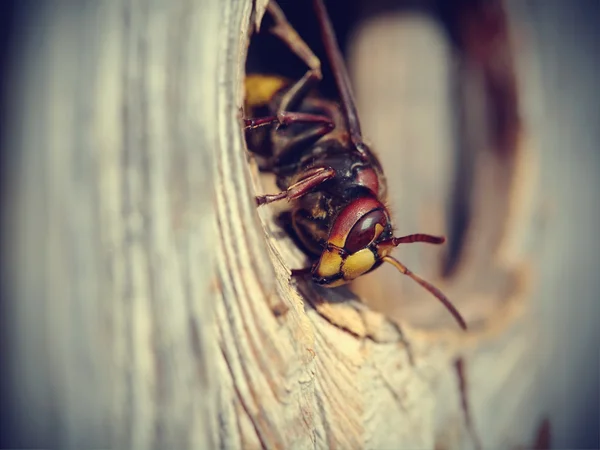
[
  {"left": 3, "top": 0, "right": 598, "bottom": 448},
  {"left": 4, "top": 0, "right": 222, "bottom": 447}
]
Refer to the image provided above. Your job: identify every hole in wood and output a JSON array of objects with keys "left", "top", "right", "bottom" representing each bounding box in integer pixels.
[{"left": 243, "top": 0, "right": 530, "bottom": 335}]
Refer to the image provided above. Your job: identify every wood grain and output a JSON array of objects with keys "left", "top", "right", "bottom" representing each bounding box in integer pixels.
[
  {"left": 5, "top": 0, "right": 221, "bottom": 447},
  {"left": 4, "top": 0, "right": 597, "bottom": 448}
]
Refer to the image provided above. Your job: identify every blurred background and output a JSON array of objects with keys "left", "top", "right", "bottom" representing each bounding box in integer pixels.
[{"left": 1, "top": 0, "right": 598, "bottom": 448}]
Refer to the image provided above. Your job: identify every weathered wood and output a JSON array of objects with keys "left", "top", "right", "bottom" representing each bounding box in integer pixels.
[
  {"left": 4, "top": 0, "right": 598, "bottom": 448},
  {"left": 5, "top": 0, "right": 223, "bottom": 447}
]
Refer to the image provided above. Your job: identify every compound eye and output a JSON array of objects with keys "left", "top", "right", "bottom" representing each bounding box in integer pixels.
[{"left": 344, "top": 209, "right": 387, "bottom": 254}]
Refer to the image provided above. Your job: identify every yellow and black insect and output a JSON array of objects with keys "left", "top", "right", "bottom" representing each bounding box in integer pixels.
[{"left": 243, "top": 0, "right": 466, "bottom": 330}]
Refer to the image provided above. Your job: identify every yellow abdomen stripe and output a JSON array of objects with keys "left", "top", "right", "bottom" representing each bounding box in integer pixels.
[{"left": 244, "top": 74, "right": 289, "bottom": 111}]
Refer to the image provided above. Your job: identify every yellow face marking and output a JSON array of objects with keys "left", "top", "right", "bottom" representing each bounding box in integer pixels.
[
  {"left": 244, "top": 75, "right": 287, "bottom": 110},
  {"left": 374, "top": 223, "right": 384, "bottom": 241},
  {"left": 315, "top": 248, "right": 343, "bottom": 279},
  {"left": 341, "top": 248, "right": 376, "bottom": 281}
]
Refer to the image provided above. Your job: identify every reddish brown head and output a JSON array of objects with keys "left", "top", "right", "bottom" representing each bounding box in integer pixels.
[
  {"left": 312, "top": 197, "right": 391, "bottom": 287},
  {"left": 311, "top": 196, "right": 467, "bottom": 330}
]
